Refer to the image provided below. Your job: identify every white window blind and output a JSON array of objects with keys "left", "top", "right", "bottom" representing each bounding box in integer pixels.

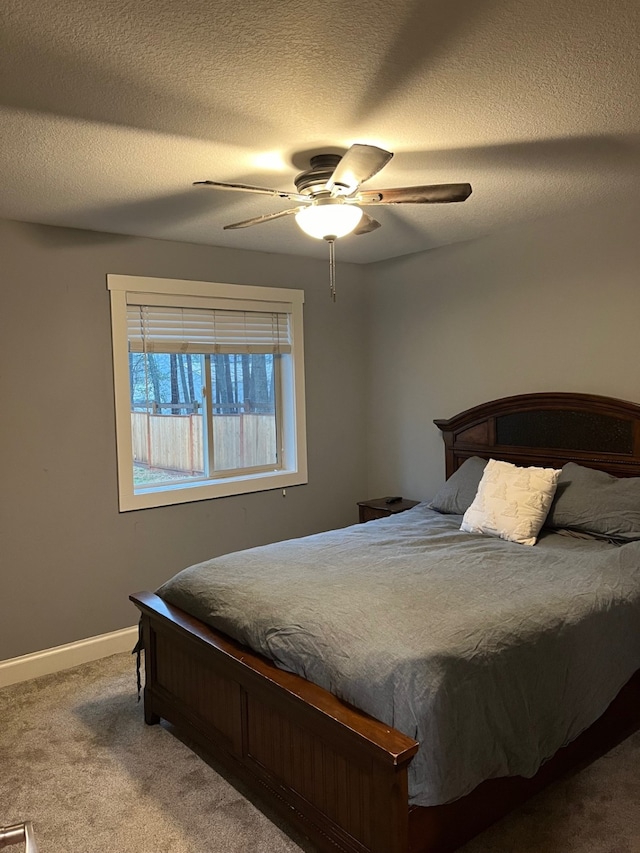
[{"left": 127, "top": 304, "right": 292, "bottom": 354}]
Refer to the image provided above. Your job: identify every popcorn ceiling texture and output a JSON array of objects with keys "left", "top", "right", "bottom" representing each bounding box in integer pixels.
[{"left": 1, "top": 0, "right": 639, "bottom": 263}]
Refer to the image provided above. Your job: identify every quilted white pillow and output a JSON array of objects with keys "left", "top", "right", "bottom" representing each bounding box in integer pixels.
[{"left": 461, "top": 459, "right": 561, "bottom": 546}]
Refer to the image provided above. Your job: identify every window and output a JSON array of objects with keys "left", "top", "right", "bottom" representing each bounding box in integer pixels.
[{"left": 108, "top": 275, "right": 307, "bottom": 511}]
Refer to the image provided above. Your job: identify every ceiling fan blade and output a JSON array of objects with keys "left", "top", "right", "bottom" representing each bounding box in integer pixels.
[
  {"left": 326, "top": 144, "right": 394, "bottom": 195},
  {"left": 223, "top": 207, "right": 300, "bottom": 230},
  {"left": 353, "top": 212, "right": 382, "bottom": 235},
  {"left": 195, "top": 180, "right": 309, "bottom": 204},
  {"left": 358, "top": 183, "right": 472, "bottom": 204}
]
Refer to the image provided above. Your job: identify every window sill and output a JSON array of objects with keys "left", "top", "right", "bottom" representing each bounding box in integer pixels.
[{"left": 119, "top": 468, "right": 307, "bottom": 512}]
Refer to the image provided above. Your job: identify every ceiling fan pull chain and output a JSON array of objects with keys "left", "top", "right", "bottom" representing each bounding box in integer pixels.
[{"left": 326, "top": 237, "right": 337, "bottom": 302}]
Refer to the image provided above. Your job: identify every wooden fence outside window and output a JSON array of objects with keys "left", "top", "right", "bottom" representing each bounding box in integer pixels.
[{"left": 131, "top": 412, "right": 276, "bottom": 474}]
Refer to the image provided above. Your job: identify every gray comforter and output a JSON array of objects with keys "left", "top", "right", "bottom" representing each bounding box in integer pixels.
[{"left": 157, "top": 505, "right": 640, "bottom": 806}]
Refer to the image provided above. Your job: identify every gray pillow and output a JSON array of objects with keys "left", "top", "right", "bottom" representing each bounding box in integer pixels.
[
  {"left": 430, "top": 456, "right": 487, "bottom": 515},
  {"left": 546, "top": 462, "right": 640, "bottom": 542}
]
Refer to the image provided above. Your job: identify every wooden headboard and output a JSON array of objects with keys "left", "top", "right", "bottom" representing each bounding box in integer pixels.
[{"left": 434, "top": 392, "right": 640, "bottom": 479}]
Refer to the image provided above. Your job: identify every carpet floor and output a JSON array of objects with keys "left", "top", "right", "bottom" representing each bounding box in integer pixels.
[{"left": 1, "top": 652, "right": 638, "bottom": 852}]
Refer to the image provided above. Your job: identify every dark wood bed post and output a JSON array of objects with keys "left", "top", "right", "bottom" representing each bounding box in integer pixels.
[
  {"left": 132, "top": 392, "right": 640, "bottom": 853},
  {"left": 139, "top": 613, "right": 160, "bottom": 726}
]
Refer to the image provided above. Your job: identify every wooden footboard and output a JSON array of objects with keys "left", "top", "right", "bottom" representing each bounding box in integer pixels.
[
  {"left": 131, "top": 591, "right": 640, "bottom": 853},
  {"left": 132, "top": 591, "right": 419, "bottom": 853}
]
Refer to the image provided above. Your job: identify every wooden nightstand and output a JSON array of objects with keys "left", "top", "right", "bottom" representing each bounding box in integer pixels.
[{"left": 357, "top": 497, "right": 420, "bottom": 523}]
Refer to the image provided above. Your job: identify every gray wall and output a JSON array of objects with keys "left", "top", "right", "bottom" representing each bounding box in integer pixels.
[
  {"left": 5, "top": 198, "right": 640, "bottom": 661},
  {"left": 0, "top": 219, "right": 369, "bottom": 659},
  {"left": 365, "top": 201, "right": 640, "bottom": 502}
]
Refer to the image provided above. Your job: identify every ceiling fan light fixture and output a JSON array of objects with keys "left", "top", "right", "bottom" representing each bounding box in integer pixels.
[{"left": 295, "top": 199, "right": 363, "bottom": 240}]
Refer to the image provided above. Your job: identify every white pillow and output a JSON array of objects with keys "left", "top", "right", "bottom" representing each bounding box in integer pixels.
[{"left": 460, "top": 459, "right": 561, "bottom": 546}]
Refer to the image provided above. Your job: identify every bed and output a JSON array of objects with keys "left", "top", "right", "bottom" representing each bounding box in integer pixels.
[{"left": 131, "top": 392, "right": 640, "bottom": 853}]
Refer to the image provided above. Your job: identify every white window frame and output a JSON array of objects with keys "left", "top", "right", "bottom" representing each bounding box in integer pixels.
[{"left": 108, "top": 274, "right": 307, "bottom": 511}]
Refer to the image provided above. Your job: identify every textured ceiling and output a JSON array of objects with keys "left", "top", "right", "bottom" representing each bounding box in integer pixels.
[{"left": 2, "top": 0, "right": 639, "bottom": 263}]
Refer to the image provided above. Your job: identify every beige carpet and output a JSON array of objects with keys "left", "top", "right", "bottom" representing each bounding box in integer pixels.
[{"left": 1, "top": 652, "right": 638, "bottom": 852}]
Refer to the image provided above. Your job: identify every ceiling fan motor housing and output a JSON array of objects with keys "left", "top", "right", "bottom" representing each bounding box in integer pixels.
[{"left": 294, "top": 154, "right": 344, "bottom": 195}]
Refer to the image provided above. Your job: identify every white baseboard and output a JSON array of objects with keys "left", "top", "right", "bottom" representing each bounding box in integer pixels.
[{"left": 0, "top": 626, "right": 139, "bottom": 688}]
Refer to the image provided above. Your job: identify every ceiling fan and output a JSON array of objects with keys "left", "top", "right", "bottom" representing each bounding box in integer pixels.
[{"left": 194, "top": 144, "right": 472, "bottom": 300}]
